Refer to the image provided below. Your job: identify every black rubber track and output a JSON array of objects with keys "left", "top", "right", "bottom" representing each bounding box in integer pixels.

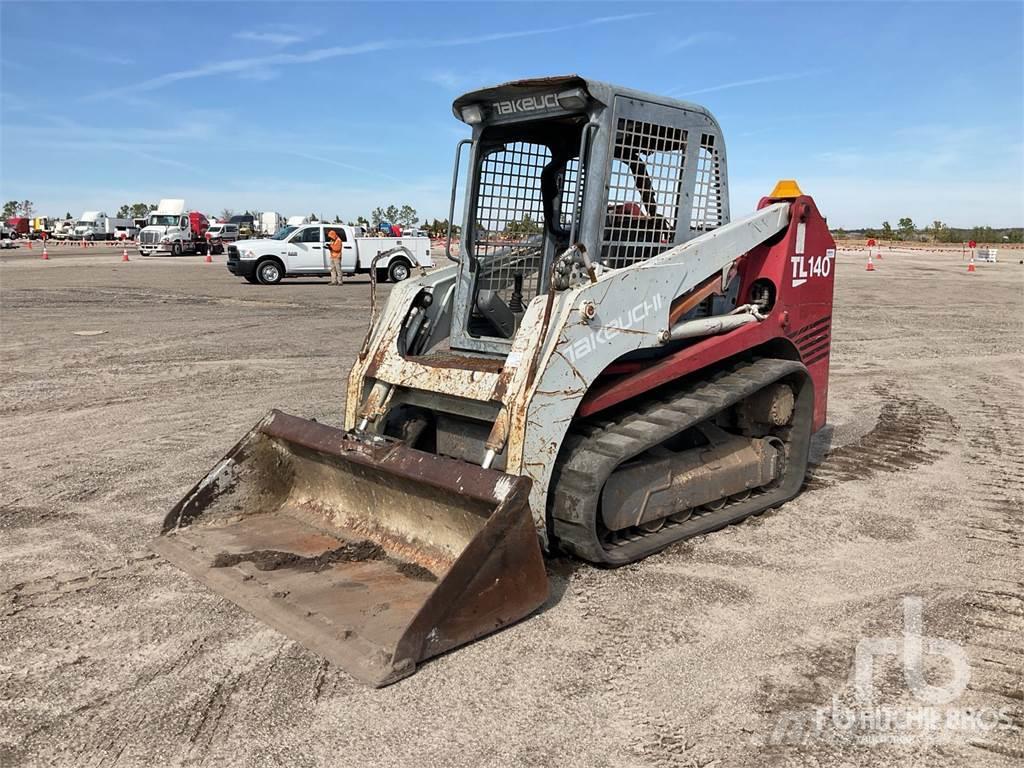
[{"left": 550, "top": 358, "right": 815, "bottom": 566}]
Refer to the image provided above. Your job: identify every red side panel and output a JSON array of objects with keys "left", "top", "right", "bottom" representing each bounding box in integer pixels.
[{"left": 578, "top": 196, "right": 836, "bottom": 432}]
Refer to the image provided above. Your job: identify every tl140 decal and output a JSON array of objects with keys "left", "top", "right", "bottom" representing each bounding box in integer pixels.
[{"left": 791, "top": 248, "right": 835, "bottom": 287}]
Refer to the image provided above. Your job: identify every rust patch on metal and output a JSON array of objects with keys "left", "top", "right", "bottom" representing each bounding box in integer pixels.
[{"left": 412, "top": 351, "right": 505, "bottom": 373}]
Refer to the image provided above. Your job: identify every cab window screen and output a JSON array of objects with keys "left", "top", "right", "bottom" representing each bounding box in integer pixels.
[{"left": 602, "top": 118, "right": 687, "bottom": 269}]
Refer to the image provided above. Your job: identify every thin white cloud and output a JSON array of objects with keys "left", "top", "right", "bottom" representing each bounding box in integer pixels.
[
  {"left": 424, "top": 70, "right": 467, "bottom": 90},
  {"left": 284, "top": 151, "right": 405, "bottom": 185},
  {"left": 423, "top": 68, "right": 508, "bottom": 92},
  {"left": 660, "top": 32, "right": 721, "bottom": 54},
  {"left": 83, "top": 13, "right": 656, "bottom": 102},
  {"left": 672, "top": 70, "right": 822, "bottom": 97},
  {"left": 234, "top": 30, "right": 304, "bottom": 46}
]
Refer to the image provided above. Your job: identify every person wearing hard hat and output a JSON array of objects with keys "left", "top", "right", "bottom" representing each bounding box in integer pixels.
[{"left": 327, "top": 229, "right": 344, "bottom": 285}]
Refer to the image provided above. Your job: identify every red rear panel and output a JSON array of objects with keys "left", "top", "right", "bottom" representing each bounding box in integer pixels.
[{"left": 579, "top": 195, "right": 836, "bottom": 432}]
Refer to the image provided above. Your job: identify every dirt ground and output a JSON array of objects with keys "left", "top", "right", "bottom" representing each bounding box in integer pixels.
[{"left": 1, "top": 242, "right": 1021, "bottom": 767}]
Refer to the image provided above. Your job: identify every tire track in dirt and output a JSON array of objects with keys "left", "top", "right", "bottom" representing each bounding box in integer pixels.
[
  {"left": 955, "top": 388, "right": 1024, "bottom": 761},
  {"left": 804, "top": 387, "right": 958, "bottom": 490}
]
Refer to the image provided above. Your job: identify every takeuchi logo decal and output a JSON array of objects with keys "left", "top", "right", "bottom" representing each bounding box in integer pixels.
[
  {"left": 493, "top": 93, "right": 559, "bottom": 116},
  {"left": 565, "top": 293, "right": 664, "bottom": 362}
]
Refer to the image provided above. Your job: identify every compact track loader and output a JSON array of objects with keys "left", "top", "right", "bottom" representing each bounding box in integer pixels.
[{"left": 153, "top": 76, "right": 836, "bottom": 686}]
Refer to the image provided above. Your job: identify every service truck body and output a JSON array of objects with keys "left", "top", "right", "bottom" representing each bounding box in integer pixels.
[
  {"left": 53, "top": 220, "right": 77, "bottom": 240},
  {"left": 225, "top": 223, "right": 432, "bottom": 284}
]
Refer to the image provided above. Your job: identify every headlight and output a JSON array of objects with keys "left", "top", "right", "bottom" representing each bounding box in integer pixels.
[{"left": 242, "top": 250, "right": 257, "bottom": 260}]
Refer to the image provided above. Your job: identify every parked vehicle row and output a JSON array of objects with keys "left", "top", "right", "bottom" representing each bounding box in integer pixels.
[{"left": 3, "top": 205, "right": 434, "bottom": 284}]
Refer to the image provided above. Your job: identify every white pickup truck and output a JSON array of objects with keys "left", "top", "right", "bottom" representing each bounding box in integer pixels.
[{"left": 225, "top": 223, "right": 432, "bottom": 285}]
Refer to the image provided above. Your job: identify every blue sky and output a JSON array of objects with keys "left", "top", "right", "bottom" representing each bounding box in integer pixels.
[{"left": 1, "top": 1, "right": 1021, "bottom": 228}]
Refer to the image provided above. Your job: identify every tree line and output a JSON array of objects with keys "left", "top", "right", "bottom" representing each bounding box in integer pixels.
[{"left": 833, "top": 218, "right": 1022, "bottom": 244}]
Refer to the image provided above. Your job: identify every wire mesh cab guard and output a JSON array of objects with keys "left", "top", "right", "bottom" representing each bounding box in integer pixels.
[{"left": 449, "top": 76, "right": 731, "bottom": 355}]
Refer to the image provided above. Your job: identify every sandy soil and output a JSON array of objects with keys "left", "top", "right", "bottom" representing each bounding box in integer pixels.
[{"left": 1, "top": 243, "right": 1021, "bottom": 767}]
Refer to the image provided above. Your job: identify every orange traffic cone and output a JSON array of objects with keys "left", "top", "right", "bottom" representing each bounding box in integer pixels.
[
  {"left": 204, "top": 249, "right": 212, "bottom": 263},
  {"left": 866, "top": 253, "right": 876, "bottom": 272},
  {"left": 967, "top": 255, "right": 976, "bottom": 273},
  {"left": 41, "top": 244, "right": 49, "bottom": 260},
  {"left": 121, "top": 244, "right": 130, "bottom": 262}
]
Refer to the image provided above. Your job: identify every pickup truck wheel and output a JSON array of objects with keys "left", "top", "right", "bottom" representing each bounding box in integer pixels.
[
  {"left": 171, "top": 242, "right": 182, "bottom": 256},
  {"left": 257, "top": 259, "right": 283, "bottom": 285},
  {"left": 388, "top": 258, "right": 412, "bottom": 282}
]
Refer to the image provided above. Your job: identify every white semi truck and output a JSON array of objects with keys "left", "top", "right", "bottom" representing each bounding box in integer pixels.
[
  {"left": 74, "top": 212, "right": 133, "bottom": 240},
  {"left": 137, "top": 199, "right": 210, "bottom": 256},
  {"left": 225, "top": 222, "right": 432, "bottom": 284}
]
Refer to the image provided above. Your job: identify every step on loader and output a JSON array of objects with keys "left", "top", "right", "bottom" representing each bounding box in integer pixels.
[{"left": 153, "top": 76, "right": 836, "bottom": 686}]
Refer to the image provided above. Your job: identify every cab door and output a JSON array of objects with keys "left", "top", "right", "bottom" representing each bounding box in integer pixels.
[{"left": 288, "top": 226, "right": 325, "bottom": 271}]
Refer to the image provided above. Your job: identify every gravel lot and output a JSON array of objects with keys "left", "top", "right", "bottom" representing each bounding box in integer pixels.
[{"left": 2, "top": 242, "right": 1021, "bottom": 767}]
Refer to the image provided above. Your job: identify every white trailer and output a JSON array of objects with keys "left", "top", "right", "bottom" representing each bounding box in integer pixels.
[
  {"left": 73, "top": 213, "right": 133, "bottom": 240},
  {"left": 260, "top": 211, "right": 283, "bottom": 237}
]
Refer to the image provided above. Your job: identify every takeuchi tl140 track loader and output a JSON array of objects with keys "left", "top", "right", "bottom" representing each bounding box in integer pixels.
[{"left": 153, "top": 76, "right": 837, "bottom": 686}]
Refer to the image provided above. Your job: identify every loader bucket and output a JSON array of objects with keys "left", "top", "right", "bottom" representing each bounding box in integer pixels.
[{"left": 151, "top": 410, "right": 548, "bottom": 687}]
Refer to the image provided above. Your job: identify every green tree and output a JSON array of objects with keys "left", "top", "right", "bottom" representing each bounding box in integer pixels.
[
  {"left": 930, "top": 220, "right": 955, "bottom": 243},
  {"left": 897, "top": 217, "right": 915, "bottom": 240},
  {"left": 3, "top": 201, "right": 18, "bottom": 218},
  {"left": 65, "top": 212, "right": 72, "bottom": 220},
  {"left": 371, "top": 204, "right": 418, "bottom": 229},
  {"left": 19, "top": 200, "right": 34, "bottom": 218},
  {"left": 396, "top": 205, "right": 418, "bottom": 228},
  {"left": 308, "top": 213, "right": 319, "bottom": 222},
  {"left": 117, "top": 204, "right": 131, "bottom": 218},
  {"left": 881, "top": 221, "right": 893, "bottom": 239},
  {"left": 131, "top": 203, "right": 155, "bottom": 219},
  {"left": 504, "top": 213, "right": 542, "bottom": 238}
]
